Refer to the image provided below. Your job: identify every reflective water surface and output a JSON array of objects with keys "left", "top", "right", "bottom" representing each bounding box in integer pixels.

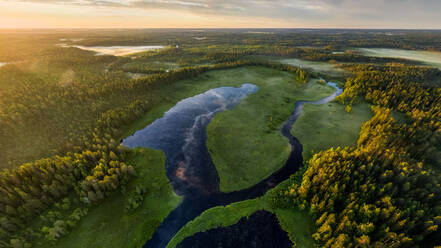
[{"left": 122, "top": 82, "right": 342, "bottom": 248}]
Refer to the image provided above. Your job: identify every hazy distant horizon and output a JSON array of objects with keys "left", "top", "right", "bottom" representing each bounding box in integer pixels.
[
  {"left": 1, "top": 0, "right": 440, "bottom": 29},
  {"left": 1, "top": 28, "right": 441, "bottom": 31}
]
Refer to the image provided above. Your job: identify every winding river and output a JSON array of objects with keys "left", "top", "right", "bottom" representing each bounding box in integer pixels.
[{"left": 122, "top": 81, "right": 342, "bottom": 248}]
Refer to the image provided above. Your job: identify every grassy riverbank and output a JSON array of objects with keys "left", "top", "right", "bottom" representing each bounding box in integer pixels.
[
  {"left": 206, "top": 77, "right": 335, "bottom": 192},
  {"left": 292, "top": 101, "right": 372, "bottom": 161},
  {"left": 47, "top": 148, "right": 182, "bottom": 248},
  {"left": 42, "top": 67, "right": 352, "bottom": 248},
  {"left": 34, "top": 66, "right": 329, "bottom": 248},
  {"left": 120, "top": 66, "right": 334, "bottom": 194},
  {"left": 166, "top": 177, "right": 314, "bottom": 248},
  {"left": 121, "top": 66, "right": 313, "bottom": 139}
]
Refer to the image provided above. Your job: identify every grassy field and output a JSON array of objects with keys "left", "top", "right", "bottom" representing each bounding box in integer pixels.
[
  {"left": 206, "top": 76, "right": 335, "bottom": 192},
  {"left": 291, "top": 101, "right": 372, "bottom": 161},
  {"left": 166, "top": 177, "right": 314, "bottom": 248},
  {"left": 45, "top": 148, "right": 182, "bottom": 248}
]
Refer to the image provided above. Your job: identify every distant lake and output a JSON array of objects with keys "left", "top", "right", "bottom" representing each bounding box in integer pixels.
[
  {"left": 357, "top": 48, "right": 441, "bottom": 69},
  {"left": 58, "top": 44, "right": 165, "bottom": 56}
]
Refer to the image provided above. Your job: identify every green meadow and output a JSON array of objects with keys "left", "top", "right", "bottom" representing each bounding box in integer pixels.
[
  {"left": 292, "top": 101, "right": 372, "bottom": 161},
  {"left": 207, "top": 77, "right": 335, "bottom": 192}
]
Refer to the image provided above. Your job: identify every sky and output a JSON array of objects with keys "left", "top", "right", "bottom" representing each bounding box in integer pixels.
[{"left": 0, "top": 0, "right": 440, "bottom": 29}]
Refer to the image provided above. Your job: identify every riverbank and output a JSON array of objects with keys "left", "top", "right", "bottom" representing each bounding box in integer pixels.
[
  {"left": 37, "top": 66, "right": 310, "bottom": 248},
  {"left": 291, "top": 101, "right": 372, "bottom": 162},
  {"left": 166, "top": 176, "right": 314, "bottom": 248},
  {"left": 206, "top": 78, "right": 335, "bottom": 192},
  {"left": 176, "top": 210, "right": 293, "bottom": 248},
  {"left": 115, "top": 66, "right": 324, "bottom": 247},
  {"left": 47, "top": 148, "right": 182, "bottom": 248},
  {"left": 120, "top": 66, "right": 309, "bottom": 140}
]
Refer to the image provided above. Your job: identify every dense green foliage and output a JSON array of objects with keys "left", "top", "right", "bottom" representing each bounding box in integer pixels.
[
  {"left": 47, "top": 148, "right": 181, "bottom": 248},
  {"left": 0, "top": 30, "right": 434, "bottom": 167},
  {"left": 0, "top": 137, "right": 135, "bottom": 247},
  {"left": 280, "top": 107, "right": 441, "bottom": 247},
  {"left": 2, "top": 29, "right": 441, "bottom": 248},
  {"left": 0, "top": 55, "right": 309, "bottom": 168},
  {"left": 337, "top": 64, "right": 441, "bottom": 167},
  {"left": 0, "top": 59, "right": 310, "bottom": 247},
  {"left": 271, "top": 64, "right": 441, "bottom": 247}
]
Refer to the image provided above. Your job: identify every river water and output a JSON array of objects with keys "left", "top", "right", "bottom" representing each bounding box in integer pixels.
[
  {"left": 122, "top": 82, "right": 342, "bottom": 248},
  {"left": 176, "top": 210, "right": 293, "bottom": 248}
]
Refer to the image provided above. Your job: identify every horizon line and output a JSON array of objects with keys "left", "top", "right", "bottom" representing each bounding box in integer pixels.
[{"left": 1, "top": 27, "right": 441, "bottom": 31}]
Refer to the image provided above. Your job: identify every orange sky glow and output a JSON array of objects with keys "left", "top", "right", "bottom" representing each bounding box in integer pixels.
[{"left": 1, "top": 0, "right": 440, "bottom": 29}]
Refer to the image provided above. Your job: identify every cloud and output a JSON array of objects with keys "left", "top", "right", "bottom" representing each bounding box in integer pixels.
[
  {"left": 121, "top": 0, "right": 332, "bottom": 20},
  {"left": 8, "top": 0, "right": 326, "bottom": 12},
  {"left": 3, "top": 0, "right": 441, "bottom": 28}
]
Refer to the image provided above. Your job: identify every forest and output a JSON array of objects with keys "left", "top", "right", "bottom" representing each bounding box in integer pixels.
[
  {"left": 271, "top": 63, "right": 441, "bottom": 247},
  {"left": 0, "top": 55, "right": 310, "bottom": 246},
  {"left": 1, "top": 29, "right": 441, "bottom": 248}
]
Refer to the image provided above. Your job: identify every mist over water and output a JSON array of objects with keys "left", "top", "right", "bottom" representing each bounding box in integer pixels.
[{"left": 358, "top": 48, "right": 441, "bottom": 69}]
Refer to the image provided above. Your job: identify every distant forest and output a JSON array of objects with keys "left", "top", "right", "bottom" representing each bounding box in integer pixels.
[{"left": 0, "top": 30, "right": 440, "bottom": 248}]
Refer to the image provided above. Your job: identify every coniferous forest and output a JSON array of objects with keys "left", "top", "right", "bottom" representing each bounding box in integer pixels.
[{"left": 0, "top": 29, "right": 441, "bottom": 248}]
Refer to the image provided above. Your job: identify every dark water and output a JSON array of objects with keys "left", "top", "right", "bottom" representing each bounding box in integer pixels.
[
  {"left": 122, "top": 82, "right": 342, "bottom": 248},
  {"left": 176, "top": 210, "right": 292, "bottom": 248},
  {"left": 123, "top": 83, "right": 259, "bottom": 195}
]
